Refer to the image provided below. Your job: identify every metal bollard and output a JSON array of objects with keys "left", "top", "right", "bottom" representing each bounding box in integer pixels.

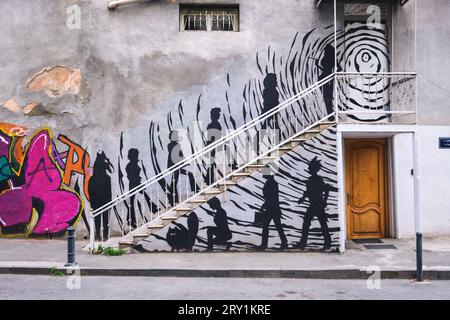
[
  {"left": 416, "top": 232, "right": 423, "bottom": 282},
  {"left": 65, "top": 226, "right": 77, "bottom": 267}
]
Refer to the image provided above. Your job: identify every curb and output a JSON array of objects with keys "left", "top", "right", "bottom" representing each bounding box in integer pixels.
[{"left": 1, "top": 267, "right": 450, "bottom": 279}]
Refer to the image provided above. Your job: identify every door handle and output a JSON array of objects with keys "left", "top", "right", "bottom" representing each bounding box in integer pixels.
[{"left": 347, "top": 193, "right": 352, "bottom": 206}]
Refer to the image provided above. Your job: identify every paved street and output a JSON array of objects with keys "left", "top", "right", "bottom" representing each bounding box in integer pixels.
[{"left": 0, "top": 275, "right": 449, "bottom": 300}]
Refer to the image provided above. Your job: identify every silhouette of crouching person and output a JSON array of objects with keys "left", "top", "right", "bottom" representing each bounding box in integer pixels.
[{"left": 206, "top": 197, "right": 232, "bottom": 251}]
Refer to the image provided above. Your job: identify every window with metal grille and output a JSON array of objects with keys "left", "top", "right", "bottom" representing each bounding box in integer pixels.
[{"left": 180, "top": 5, "right": 239, "bottom": 32}]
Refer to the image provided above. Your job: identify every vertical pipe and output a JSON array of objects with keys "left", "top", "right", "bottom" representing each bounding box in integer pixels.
[
  {"left": 89, "top": 213, "right": 95, "bottom": 253},
  {"left": 413, "top": 131, "right": 421, "bottom": 234},
  {"left": 333, "top": 0, "right": 338, "bottom": 121},
  {"left": 336, "top": 129, "right": 346, "bottom": 253},
  {"left": 413, "top": 130, "right": 422, "bottom": 280}
]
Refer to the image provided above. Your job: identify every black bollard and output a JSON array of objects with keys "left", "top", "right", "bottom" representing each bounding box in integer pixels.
[
  {"left": 416, "top": 232, "right": 423, "bottom": 282},
  {"left": 65, "top": 227, "right": 77, "bottom": 267}
]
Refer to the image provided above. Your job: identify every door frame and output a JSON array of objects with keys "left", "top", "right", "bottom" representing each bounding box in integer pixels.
[
  {"left": 344, "top": 138, "right": 390, "bottom": 240},
  {"left": 336, "top": 124, "right": 419, "bottom": 252}
]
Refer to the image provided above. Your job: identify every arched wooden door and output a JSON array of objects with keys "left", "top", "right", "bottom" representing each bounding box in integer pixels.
[{"left": 345, "top": 139, "right": 389, "bottom": 239}]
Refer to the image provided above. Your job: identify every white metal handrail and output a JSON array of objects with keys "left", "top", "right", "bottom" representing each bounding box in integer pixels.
[{"left": 91, "top": 73, "right": 335, "bottom": 219}]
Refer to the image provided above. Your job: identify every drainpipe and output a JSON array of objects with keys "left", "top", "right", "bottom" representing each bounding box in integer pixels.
[{"left": 108, "top": 0, "right": 150, "bottom": 10}]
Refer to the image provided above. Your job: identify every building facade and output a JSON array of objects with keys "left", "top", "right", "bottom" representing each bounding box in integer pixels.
[{"left": 0, "top": 0, "right": 449, "bottom": 253}]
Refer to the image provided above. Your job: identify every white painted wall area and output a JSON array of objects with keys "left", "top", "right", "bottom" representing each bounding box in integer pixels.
[
  {"left": 418, "top": 126, "right": 450, "bottom": 236},
  {"left": 392, "top": 133, "right": 415, "bottom": 238},
  {"left": 339, "top": 124, "right": 450, "bottom": 241}
]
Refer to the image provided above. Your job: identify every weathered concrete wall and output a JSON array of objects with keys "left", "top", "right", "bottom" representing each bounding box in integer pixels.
[{"left": 1, "top": 0, "right": 449, "bottom": 240}]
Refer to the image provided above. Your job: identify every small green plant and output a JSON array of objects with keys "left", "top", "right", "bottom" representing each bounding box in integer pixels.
[
  {"left": 91, "top": 244, "right": 104, "bottom": 255},
  {"left": 50, "top": 266, "right": 65, "bottom": 277},
  {"left": 103, "top": 247, "right": 126, "bottom": 256}
]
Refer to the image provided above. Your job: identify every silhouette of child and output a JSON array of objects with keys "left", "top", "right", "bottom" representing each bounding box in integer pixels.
[
  {"left": 126, "top": 148, "right": 141, "bottom": 229},
  {"left": 206, "top": 197, "right": 232, "bottom": 251}
]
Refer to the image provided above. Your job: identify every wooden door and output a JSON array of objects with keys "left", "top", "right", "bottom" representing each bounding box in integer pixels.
[{"left": 345, "top": 139, "right": 388, "bottom": 239}]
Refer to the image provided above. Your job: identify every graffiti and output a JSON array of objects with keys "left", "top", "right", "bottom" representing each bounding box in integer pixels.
[
  {"left": 58, "top": 134, "right": 91, "bottom": 201},
  {"left": 0, "top": 126, "right": 83, "bottom": 236}
]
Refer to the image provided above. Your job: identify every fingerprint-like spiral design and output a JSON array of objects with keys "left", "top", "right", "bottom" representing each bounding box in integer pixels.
[{"left": 253, "top": 22, "right": 391, "bottom": 122}]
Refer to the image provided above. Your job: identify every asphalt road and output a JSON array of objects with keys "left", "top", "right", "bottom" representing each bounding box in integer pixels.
[{"left": 0, "top": 275, "right": 449, "bottom": 300}]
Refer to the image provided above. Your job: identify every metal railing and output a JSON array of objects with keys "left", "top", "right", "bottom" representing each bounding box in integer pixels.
[
  {"left": 336, "top": 72, "right": 417, "bottom": 124},
  {"left": 88, "top": 72, "right": 416, "bottom": 250}
]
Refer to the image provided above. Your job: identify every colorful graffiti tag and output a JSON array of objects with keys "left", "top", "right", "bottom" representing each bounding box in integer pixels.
[{"left": 0, "top": 123, "right": 89, "bottom": 236}]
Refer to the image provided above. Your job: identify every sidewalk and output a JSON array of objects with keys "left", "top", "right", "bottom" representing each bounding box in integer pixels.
[{"left": 1, "top": 237, "right": 450, "bottom": 279}]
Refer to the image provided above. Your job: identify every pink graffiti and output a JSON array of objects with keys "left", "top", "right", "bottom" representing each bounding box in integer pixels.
[{"left": 0, "top": 129, "right": 82, "bottom": 235}]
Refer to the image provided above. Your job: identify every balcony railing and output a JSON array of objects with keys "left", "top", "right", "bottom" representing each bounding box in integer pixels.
[{"left": 336, "top": 72, "right": 417, "bottom": 124}]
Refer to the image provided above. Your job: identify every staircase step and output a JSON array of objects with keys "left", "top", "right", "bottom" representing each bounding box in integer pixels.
[
  {"left": 219, "top": 180, "right": 236, "bottom": 185},
  {"left": 132, "top": 233, "right": 151, "bottom": 240},
  {"left": 218, "top": 180, "right": 236, "bottom": 191},
  {"left": 161, "top": 216, "right": 178, "bottom": 221},
  {"left": 292, "top": 138, "right": 307, "bottom": 142},
  {"left": 147, "top": 224, "right": 164, "bottom": 229},
  {"left": 118, "top": 239, "right": 135, "bottom": 248},
  {"left": 231, "top": 172, "right": 252, "bottom": 179},
  {"left": 188, "top": 198, "right": 208, "bottom": 204},
  {"left": 258, "top": 156, "right": 278, "bottom": 164},
  {"left": 175, "top": 207, "right": 194, "bottom": 212},
  {"left": 202, "top": 189, "right": 222, "bottom": 195}
]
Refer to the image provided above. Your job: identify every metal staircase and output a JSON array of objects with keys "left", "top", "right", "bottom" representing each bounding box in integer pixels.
[{"left": 89, "top": 72, "right": 417, "bottom": 251}]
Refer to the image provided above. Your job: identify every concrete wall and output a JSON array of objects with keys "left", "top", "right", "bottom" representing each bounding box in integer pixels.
[
  {"left": 391, "top": 126, "right": 450, "bottom": 238},
  {"left": 1, "top": 0, "right": 449, "bottom": 240}
]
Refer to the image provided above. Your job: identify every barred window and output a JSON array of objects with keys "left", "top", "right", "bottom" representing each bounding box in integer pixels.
[{"left": 180, "top": 5, "right": 239, "bottom": 32}]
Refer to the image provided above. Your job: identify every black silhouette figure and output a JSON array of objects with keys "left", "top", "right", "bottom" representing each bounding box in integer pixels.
[
  {"left": 258, "top": 173, "right": 288, "bottom": 251},
  {"left": 206, "top": 197, "right": 232, "bottom": 251},
  {"left": 88, "top": 151, "right": 114, "bottom": 240},
  {"left": 166, "top": 213, "right": 199, "bottom": 252},
  {"left": 257, "top": 73, "right": 281, "bottom": 155},
  {"left": 167, "top": 130, "right": 198, "bottom": 204},
  {"left": 126, "top": 148, "right": 142, "bottom": 229},
  {"left": 317, "top": 44, "right": 339, "bottom": 119},
  {"left": 297, "top": 157, "right": 334, "bottom": 250},
  {"left": 205, "top": 108, "right": 222, "bottom": 185}
]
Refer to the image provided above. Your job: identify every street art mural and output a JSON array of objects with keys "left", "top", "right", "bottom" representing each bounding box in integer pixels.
[
  {"left": 0, "top": 124, "right": 86, "bottom": 236},
  {"left": 93, "top": 22, "right": 390, "bottom": 247},
  {"left": 137, "top": 126, "right": 339, "bottom": 252},
  {"left": 0, "top": 22, "right": 391, "bottom": 248}
]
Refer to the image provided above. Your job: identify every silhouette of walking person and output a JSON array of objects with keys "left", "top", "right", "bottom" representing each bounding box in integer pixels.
[
  {"left": 88, "top": 151, "right": 114, "bottom": 240},
  {"left": 167, "top": 130, "right": 198, "bottom": 204},
  {"left": 317, "top": 44, "right": 339, "bottom": 119},
  {"left": 205, "top": 108, "right": 222, "bottom": 185},
  {"left": 256, "top": 73, "right": 281, "bottom": 155},
  {"left": 258, "top": 171, "right": 288, "bottom": 251},
  {"left": 206, "top": 197, "right": 232, "bottom": 251},
  {"left": 126, "top": 148, "right": 141, "bottom": 230},
  {"left": 297, "top": 157, "right": 334, "bottom": 250}
]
